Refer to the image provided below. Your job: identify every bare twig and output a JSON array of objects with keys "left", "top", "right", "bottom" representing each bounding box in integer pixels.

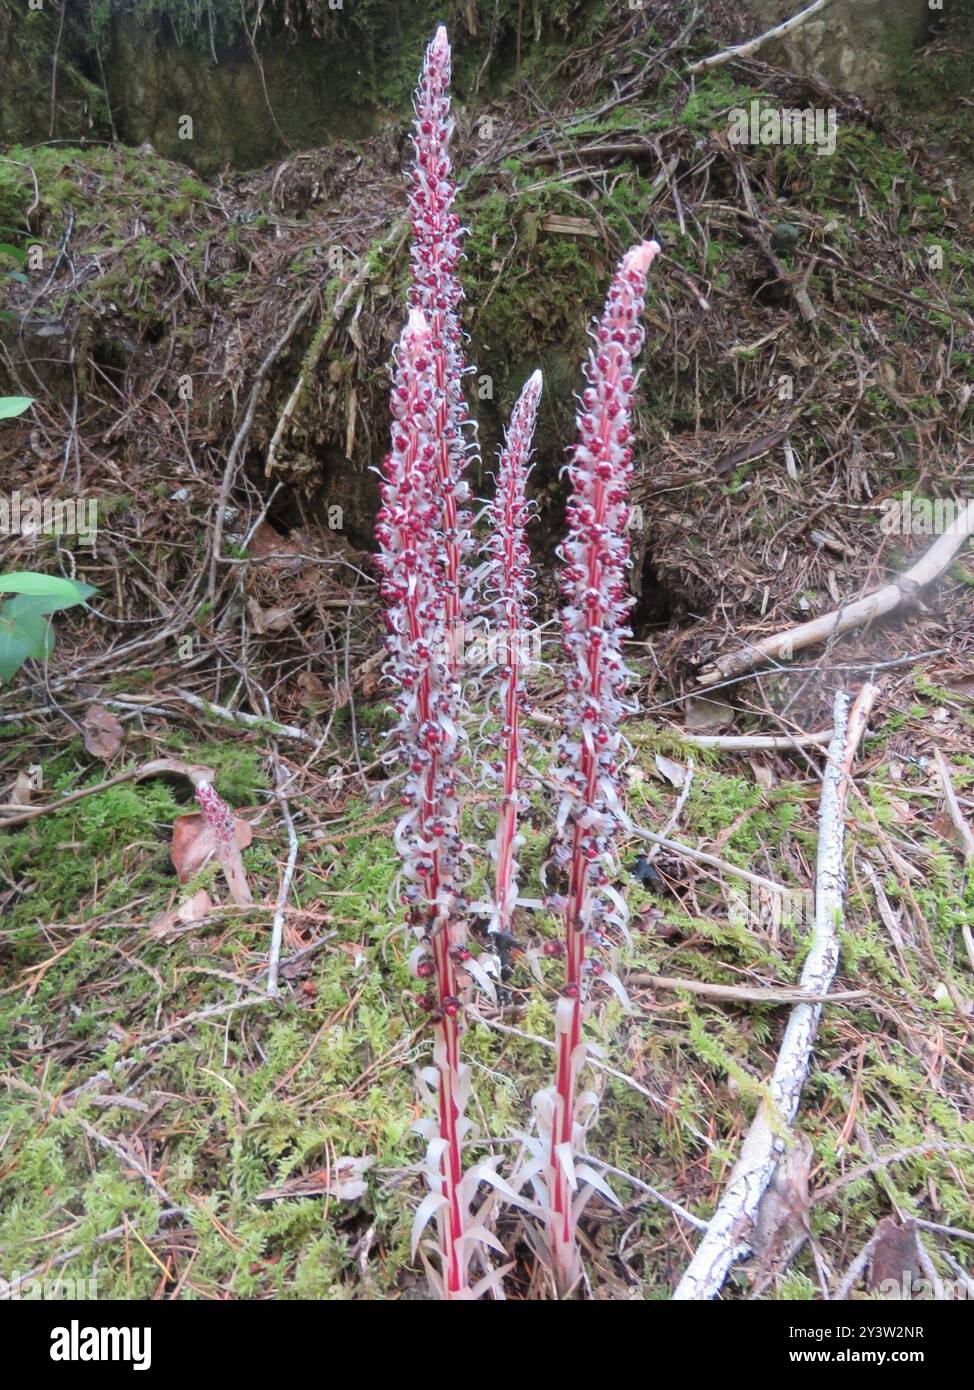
[
  {"left": 628, "top": 973, "right": 868, "bottom": 1006},
  {"left": 674, "top": 729, "right": 832, "bottom": 751},
  {"left": 629, "top": 822, "right": 788, "bottom": 896},
  {"left": 687, "top": 0, "right": 833, "bottom": 74},
  {"left": 643, "top": 756, "right": 694, "bottom": 863},
  {"left": 699, "top": 502, "right": 974, "bottom": 686},
  {"left": 266, "top": 739, "right": 300, "bottom": 998},
  {"left": 934, "top": 748, "right": 974, "bottom": 865},
  {"left": 0, "top": 757, "right": 212, "bottom": 830},
  {"left": 673, "top": 683, "right": 879, "bottom": 1300}
]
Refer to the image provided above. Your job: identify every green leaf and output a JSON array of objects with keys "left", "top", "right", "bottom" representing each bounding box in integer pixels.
[
  {"left": 0, "top": 606, "right": 54, "bottom": 661},
  {"left": 0, "top": 243, "right": 27, "bottom": 264},
  {"left": 0, "top": 575, "right": 91, "bottom": 684},
  {"left": 4, "top": 592, "right": 78, "bottom": 621},
  {"left": 0, "top": 603, "right": 55, "bottom": 682},
  {"left": 0, "top": 572, "right": 94, "bottom": 603},
  {"left": 0, "top": 396, "right": 34, "bottom": 419},
  {"left": 0, "top": 626, "right": 33, "bottom": 682}
]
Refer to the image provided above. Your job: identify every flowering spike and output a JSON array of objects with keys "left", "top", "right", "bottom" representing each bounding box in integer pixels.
[
  {"left": 377, "top": 30, "right": 506, "bottom": 1301},
  {"left": 195, "top": 779, "right": 235, "bottom": 848},
  {"left": 485, "top": 370, "right": 542, "bottom": 940},
  {"left": 408, "top": 21, "right": 476, "bottom": 680},
  {"left": 534, "top": 239, "right": 660, "bottom": 1294}
]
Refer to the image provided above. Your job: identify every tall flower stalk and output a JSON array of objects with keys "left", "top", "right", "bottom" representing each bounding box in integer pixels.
[
  {"left": 382, "top": 24, "right": 503, "bottom": 1299},
  {"left": 408, "top": 24, "right": 473, "bottom": 677},
  {"left": 377, "top": 320, "right": 512, "bottom": 1303},
  {"left": 532, "top": 240, "right": 661, "bottom": 1294},
  {"left": 485, "top": 371, "right": 542, "bottom": 939},
  {"left": 376, "top": 308, "right": 472, "bottom": 1296}
]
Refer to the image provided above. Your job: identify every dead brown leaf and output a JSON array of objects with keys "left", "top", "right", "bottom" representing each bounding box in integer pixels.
[
  {"left": 748, "top": 756, "right": 776, "bottom": 789},
  {"left": 296, "top": 671, "right": 327, "bottom": 707},
  {"left": 751, "top": 1133, "right": 812, "bottom": 1269},
  {"left": 149, "top": 889, "right": 214, "bottom": 942},
  {"left": 82, "top": 703, "right": 124, "bottom": 759},
  {"left": 9, "top": 769, "right": 35, "bottom": 805},
  {"left": 652, "top": 753, "right": 687, "bottom": 788},
  {"left": 683, "top": 696, "right": 733, "bottom": 731},
  {"left": 867, "top": 1217, "right": 922, "bottom": 1293},
  {"left": 171, "top": 813, "right": 253, "bottom": 883},
  {"left": 255, "top": 1155, "right": 374, "bottom": 1203}
]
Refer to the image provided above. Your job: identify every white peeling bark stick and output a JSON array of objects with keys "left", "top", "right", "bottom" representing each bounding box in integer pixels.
[
  {"left": 698, "top": 500, "right": 974, "bottom": 686},
  {"left": 672, "top": 682, "right": 879, "bottom": 1300}
]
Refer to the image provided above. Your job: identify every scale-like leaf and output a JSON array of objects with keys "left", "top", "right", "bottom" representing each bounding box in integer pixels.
[{"left": 410, "top": 1191, "right": 448, "bottom": 1259}]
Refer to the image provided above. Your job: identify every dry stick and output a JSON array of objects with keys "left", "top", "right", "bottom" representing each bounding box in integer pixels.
[
  {"left": 124, "top": 688, "right": 316, "bottom": 745},
  {"left": 265, "top": 219, "right": 409, "bottom": 479},
  {"left": 546, "top": 771, "right": 788, "bottom": 893},
  {"left": 629, "top": 823, "right": 788, "bottom": 895},
  {"left": 535, "top": 709, "right": 831, "bottom": 752},
  {"left": 933, "top": 749, "right": 974, "bottom": 972},
  {"left": 687, "top": 0, "right": 833, "bottom": 73},
  {"left": 206, "top": 282, "right": 321, "bottom": 604},
  {"left": 674, "top": 729, "right": 832, "bottom": 751},
  {"left": 933, "top": 748, "right": 974, "bottom": 865},
  {"left": 0, "top": 757, "right": 212, "bottom": 831},
  {"left": 698, "top": 501, "right": 974, "bottom": 687},
  {"left": 672, "top": 682, "right": 879, "bottom": 1301},
  {"left": 627, "top": 973, "right": 868, "bottom": 1006},
  {"left": 266, "top": 741, "right": 300, "bottom": 999}
]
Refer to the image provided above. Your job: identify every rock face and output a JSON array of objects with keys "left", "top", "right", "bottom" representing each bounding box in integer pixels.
[
  {"left": 103, "top": 16, "right": 382, "bottom": 173},
  {"left": 0, "top": 2, "right": 479, "bottom": 173},
  {"left": 0, "top": 2, "right": 940, "bottom": 168},
  {"left": 746, "top": 0, "right": 932, "bottom": 94}
]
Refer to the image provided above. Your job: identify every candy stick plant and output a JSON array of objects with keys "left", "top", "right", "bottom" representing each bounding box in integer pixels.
[
  {"left": 376, "top": 24, "right": 660, "bottom": 1298},
  {"left": 484, "top": 369, "right": 543, "bottom": 941},
  {"left": 531, "top": 239, "right": 660, "bottom": 1294}
]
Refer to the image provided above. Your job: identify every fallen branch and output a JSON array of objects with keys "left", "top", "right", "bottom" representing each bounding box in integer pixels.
[
  {"left": 150, "top": 688, "right": 315, "bottom": 745},
  {"left": 627, "top": 972, "right": 868, "bottom": 1006},
  {"left": 265, "top": 218, "right": 408, "bottom": 479},
  {"left": 0, "top": 757, "right": 213, "bottom": 831},
  {"left": 672, "top": 682, "right": 879, "bottom": 1300},
  {"left": 674, "top": 729, "right": 832, "bottom": 751},
  {"left": 688, "top": 0, "right": 832, "bottom": 74},
  {"left": 630, "top": 822, "right": 788, "bottom": 895},
  {"left": 267, "top": 741, "right": 300, "bottom": 999},
  {"left": 934, "top": 748, "right": 974, "bottom": 865},
  {"left": 698, "top": 501, "right": 974, "bottom": 686},
  {"left": 535, "top": 708, "right": 831, "bottom": 750}
]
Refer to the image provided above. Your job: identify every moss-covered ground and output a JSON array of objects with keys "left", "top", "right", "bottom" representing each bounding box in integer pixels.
[
  {"left": 2, "top": 0, "right": 973, "bottom": 1304},
  {"left": 1, "top": 658, "right": 971, "bottom": 1298}
]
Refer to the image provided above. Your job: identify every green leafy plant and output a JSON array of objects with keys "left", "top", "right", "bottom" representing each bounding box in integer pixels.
[
  {"left": 0, "top": 572, "right": 96, "bottom": 683},
  {"left": 0, "top": 235, "right": 28, "bottom": 324},
  {"left": 0, "top": 395, "right": 34, "bottom": 419}
]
